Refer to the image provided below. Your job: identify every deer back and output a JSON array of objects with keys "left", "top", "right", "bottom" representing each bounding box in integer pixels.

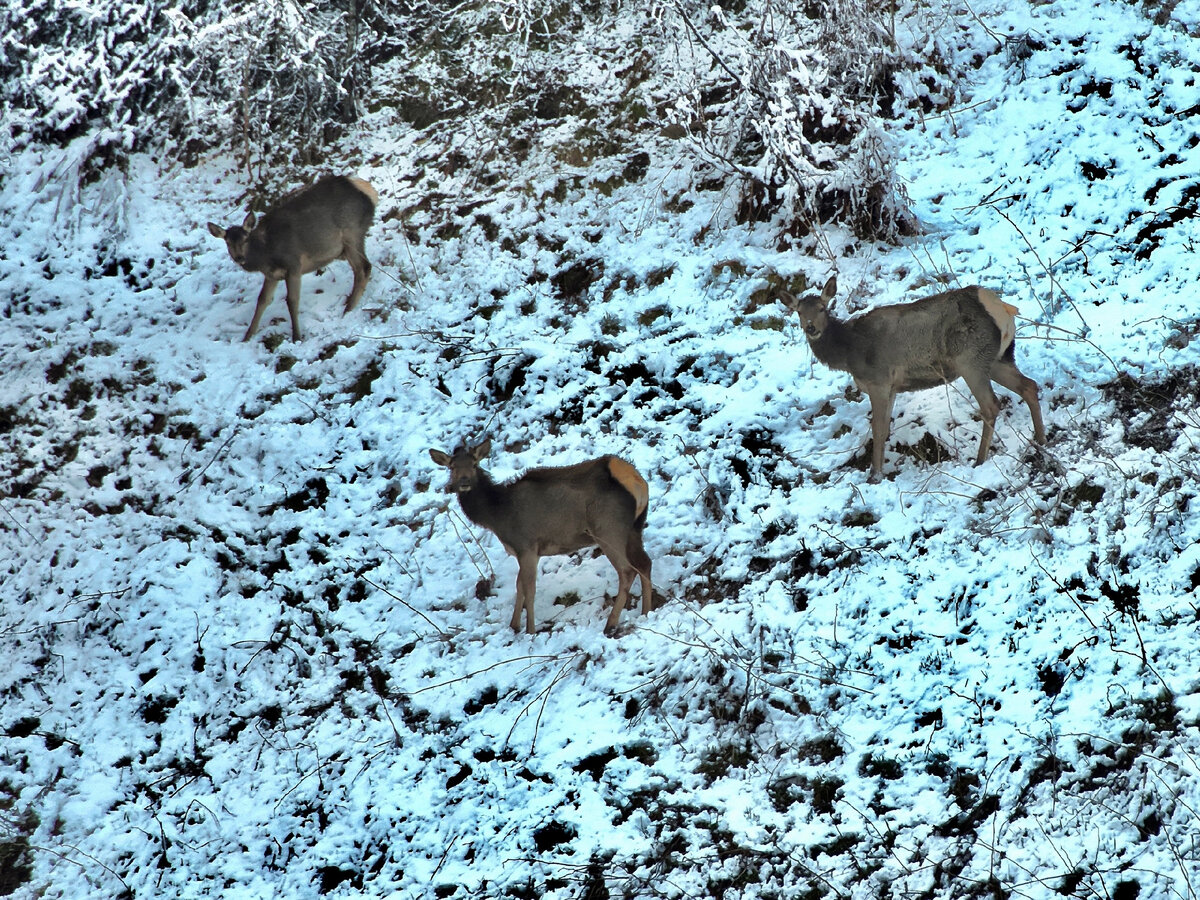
[
  {"left": 484, "top": 457, "right": 642, "bottom": 554},
  {"left": 251, "top": 176, "right": 376, "bottom": 275},
  {"left": 431, "top": 441, "right": 648, "bottom": 552},
  {"left": 822, "top": 287, "right": 1018, "bottom": 393},
  {"left": 213, "top": 176, "right": 376, "bottom": 278}
]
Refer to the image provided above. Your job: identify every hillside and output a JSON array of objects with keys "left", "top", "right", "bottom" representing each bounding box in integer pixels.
[{"left": 2, "top": 1, "right": 1200, "bottom": 898}]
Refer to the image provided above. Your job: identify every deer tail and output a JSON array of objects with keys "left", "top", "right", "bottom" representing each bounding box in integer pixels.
[
  {"left": 348, "top": 177, "right": 379, "bottom": 208},
  {"left": 606, "top": 457, "right": 649, "bottom": 525}
]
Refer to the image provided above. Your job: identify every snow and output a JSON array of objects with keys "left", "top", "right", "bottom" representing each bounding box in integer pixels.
[{"left": 3, "top": 0, "right": 1200, "bottom": 897}]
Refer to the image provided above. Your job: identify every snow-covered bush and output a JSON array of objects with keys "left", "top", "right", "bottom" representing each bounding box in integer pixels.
[
  {"left": 663, "top": 0, "right": 931, "bottom": 241},
  {"left": 1, "top": 0, "right": 971, "bottom": 229},
  {"left": 377, "top": 0, "right": 970, "bottom": 244},
  {"left": 179, "top": 0, "right": 370, "bottom": 173},
  {"left": 0, "top": 0, "right": 371, "bottom": 177},
  {"left": 0, "top": 0, "right": 202, "bottom": 161}
]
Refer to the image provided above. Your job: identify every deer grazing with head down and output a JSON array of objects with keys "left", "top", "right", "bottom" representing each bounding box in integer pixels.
[
  {"left": 428, "top": 440, "right": 654, "bottom": 635},
  {"left": 778, "top": 275, "right": 1046, "bottom": 481},
  {"left": 208, "top": 174, "right": 377, "bottom": 342}
]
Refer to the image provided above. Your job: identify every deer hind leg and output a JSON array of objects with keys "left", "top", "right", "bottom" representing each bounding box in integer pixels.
[
  {"left": 342, "top": 237, "right": 372, "bottom": 313},
  {"left": 514, "top": 552, "right": 539, "bottom": 634},
  {"left": 991, "top": 360, "right": 1046, "bottom": 446},
  {"left": 866, "top": 389, "right": 897, "bottom": 481},
  {"left": 963, "top": 371, "right": 1001, "bottom": 465},
  {"left": 603, "top": 556, "right": 637, "bottom": 635},
  {"left": 627, "top": 531, "right": 654, "bottom": 617},
  {"left": 243, "top": 277, "right": 279, "bottom": 342}
]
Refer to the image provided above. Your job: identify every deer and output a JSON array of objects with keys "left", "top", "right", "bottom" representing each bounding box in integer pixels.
[
  {"left": 777, "top": 274, "right": 1046, "bottom": 481},
  {"left": 428, "top": 439, "right": 654, "bottom": 635},
  {"left": 207, "top": 174, "right": 377, "bottom": 342}
]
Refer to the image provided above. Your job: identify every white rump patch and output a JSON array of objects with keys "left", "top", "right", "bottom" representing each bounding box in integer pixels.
[
  {"left": 607, "top": 458, "right": 649, "bottom": 518},
  {"left": 976, "top": 288, "right": 1018, "bottom": 353},
  {"left": 349, "top": 177, "right": 379, "bottom": 207}
]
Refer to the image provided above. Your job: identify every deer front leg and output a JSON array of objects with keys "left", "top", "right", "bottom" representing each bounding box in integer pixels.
[
  {"left": 513, "top": 553, "right": 538, "bottom": 634},
  {"left": 283, "top": 272, "right": 304, "bottom": 341},
  {"left": 991, "top": 361, "right": 1046, "bottom": 447},
  {"left": 866, "top": 389, "right": 896, "bottom": 482},
  {"left": 242, "top": 277, "right": 279, "bottom": 342}
]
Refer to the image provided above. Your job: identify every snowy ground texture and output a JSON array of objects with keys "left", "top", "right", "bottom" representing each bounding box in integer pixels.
[{"left": 4, "top": 0, "right": 1200, "bottom": 898}]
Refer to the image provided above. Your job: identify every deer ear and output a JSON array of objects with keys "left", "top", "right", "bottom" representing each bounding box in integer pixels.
[
  {"left": 429, "top": 449, "right": 452, "bottom": 466},
  {"left": 820, "top": 275, "right": 837, "bottom": 305},
  {"left": 777, "top": 290, "right": 799, "bottom": 311},
  {"left": 471, "top": 439, "right": 492, "bottom": 461},
  {"left": 207, "top": 222, "right": 225, "bottom": 238},
  {"left": 242, "top": 212, "right": 256, "bottom": 231}
]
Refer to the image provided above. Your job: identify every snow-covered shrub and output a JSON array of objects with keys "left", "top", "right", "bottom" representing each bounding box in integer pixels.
[
  {"left": 0, "top": 0, "right": 371, "bottom": 177},
  {"left": 377, "top": 0, "right": 973, "bottom": 244},
  {"left": 0, "top": 0, "right": 973, "bottom": 232},
  {"left": 179, "top": 0, "right": 370, "bottom": 173},
  {"left": 0, "top": 0, "right": 203, "bottom": 162},
  {"left": 663, "top": 0, "right": 930, "bottom": 241}
]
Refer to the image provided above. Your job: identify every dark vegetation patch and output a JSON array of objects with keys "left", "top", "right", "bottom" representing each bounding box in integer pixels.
[
  {"left": 0, "top": 807, "right": 35, "bottom": 896},
  {"left": 269, "top": 476, "right": 331, "bottom": 514},
  {"left": 139, "top": 694, "right": 178, "bottom": 725},
  {"left": 893, "top": 431, "right": 953, "bottom": 467},
  {"left": 796, "top": 735, "right": 844, "bottom": 765},
  {"left": 4, "top": 718, "right": 39, "bottom": 739},
  {"left": 933, "top": 793, "right": 1000, "bottom": 838},
  {"left": 608, "top": 782, "right": 838, "bottom": 896},
  {"left": 317, "top": 865, "right": 363, "bottom": 894},
  {"left": 842, "top": 509, "right": 879, "bottom": 528},
  {"left": 768, "top": 773, "right": 843, "bottom": 814},
  {"left": 532, "top": 820, "right": 577, "bottom": 852},
  {"left": 1053, "top": 478, "right": 1106, "bottom": 525},
  {"left": 487, "top": 353, "right": 536, "bottom": 403},
  {"left": 696, "top": 741, "right": 753, "bottom": 782},
  {"left": 0, "top": 405, "right": 19, "bottom": 436},
  {"left": 728, "top": 427, "right": 789, "bottom": 488},
  {"left": 1037, "top": 662, "right": 1067, "bottom": 697},
  {"left": 346, "top": 358, "right": 383, "bottom": 401},
  {"left": 463, "top": 685, "right": 499, "bottom": 716},
  {"left": 555, "top": 339, "right": 689, "bottom": 429},
  {"left": 552, "top": 258, "right": 604, "bottom": 302},
  {"left": 574, "top": 747, "right": 619, "bottom": 781},
  {"left": 1066, "top": 77, "right": 1113, "bottom": 112},
  {"left": 1101, "top": 365, "right": 1200, "bottom": 450},
  {"left": 679, "top": 556, "right": 744, "bottom": 608},
  {"left": 1101, "top": 579, "right": 1140, "bottom": 616},
  {"left": 1134, "top": 180, "right": 1200, "bottom": 260},
  {"left": 858, "top": 753, "right": 904, "bottom": 781}
]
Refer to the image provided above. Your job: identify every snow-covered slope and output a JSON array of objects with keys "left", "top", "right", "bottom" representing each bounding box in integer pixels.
[{"left": 2, "top": 1, "right": 1200, "bottom": 898}]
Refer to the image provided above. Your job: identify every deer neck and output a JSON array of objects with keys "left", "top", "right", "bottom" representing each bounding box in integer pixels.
[
  {"left": 806, "top": 316, "right": 864, "bottom": 375},
  {"left": 456, "top": 470, "right": 508, "bottom": 530}
]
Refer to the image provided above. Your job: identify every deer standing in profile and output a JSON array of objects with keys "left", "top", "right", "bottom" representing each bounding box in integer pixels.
[
  {"left": 778, "top": 275, "right": 1046, "bottom": 481},
  {"left": 428, "top": 440, "right": 654, "bottom": 635},
  {"left": 207, "top": 175, "right": 377, "bottom": 342}
]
